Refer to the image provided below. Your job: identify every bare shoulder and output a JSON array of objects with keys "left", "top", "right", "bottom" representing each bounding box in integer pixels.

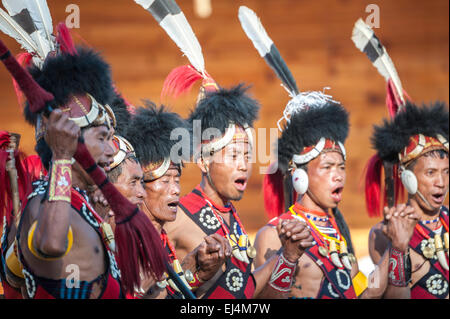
[
  {"left": 253, "top": 224, "right": 281, "bottom": 268},
  {"left": 165, "top": 206, "right": 206, "bottom": 258},
  {"left": 164, "top": 206, "right": 187, "bottom": 235},
  {"left": 368, "top": 221, "right": 389, "bottom": 264}
]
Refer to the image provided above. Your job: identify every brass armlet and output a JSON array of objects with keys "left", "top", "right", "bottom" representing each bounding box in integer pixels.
[{"left": 27, "top": 221, "right": 73, "bottom": 260}]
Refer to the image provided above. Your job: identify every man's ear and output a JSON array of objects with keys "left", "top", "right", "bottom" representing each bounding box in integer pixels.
[{"left": 196, "top": 156, "right": 209, "bottom": 174}]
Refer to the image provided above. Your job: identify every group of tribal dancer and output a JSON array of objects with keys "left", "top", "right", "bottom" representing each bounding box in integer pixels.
[{"left": 0, "top": 0, "right": 448, "bottom": 300}]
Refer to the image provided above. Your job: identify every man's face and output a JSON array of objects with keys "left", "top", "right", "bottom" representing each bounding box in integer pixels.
[
  {"left": 143, "top": 167, "right": 181, "bottom": 224},
  {"left": 306, "top": 151, "right": 346, "bottom": 209},
  {"left": 113, "top": 159, "right": 146, "bottom": 206},
  {"left": 83, "top": 125, "right": 115, "bottom": 172},
  {"left": 412, "top": 153, "right": 449, "bottom": 211},
  {"left": 205, "top": 141, "right": 252, "bottom": 202}
]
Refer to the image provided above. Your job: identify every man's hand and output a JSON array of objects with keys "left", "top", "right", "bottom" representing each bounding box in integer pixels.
[
  {"left": 44, "top": 109, "right": 80, "bottom": 160},
  {"left": 382, "top": 204, "right": 419, "bottom": 252},
  {"left": 196, "top": 234, "right": 231, "bottom": 281},
  {"left": 277, "top": 219, "right": 314, "bottom": 263}
]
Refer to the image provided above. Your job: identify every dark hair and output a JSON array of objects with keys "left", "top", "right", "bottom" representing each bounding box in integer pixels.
[
  {"left": 406, "top": 149, "right": 449, "bottom": 171},
  {"left": 107, "top": 154, "right": 140, "bottom": 183}
]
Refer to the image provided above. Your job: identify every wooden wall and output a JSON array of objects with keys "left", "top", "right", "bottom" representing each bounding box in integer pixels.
[{"left": 0, "top": 0, "right": 448, "bottom": 244}]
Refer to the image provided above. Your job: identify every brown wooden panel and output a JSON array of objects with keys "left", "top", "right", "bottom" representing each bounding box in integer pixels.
[{"left": 0, "top": 0, "right": 448, "bottom": 245}]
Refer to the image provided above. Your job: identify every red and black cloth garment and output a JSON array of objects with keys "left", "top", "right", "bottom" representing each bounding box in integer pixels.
[
  {"left": 409, "top": 206, "right": 449, "bottom": 299},
  {"left": 179, "top": 186, "right": 256, "bottom": 299}
]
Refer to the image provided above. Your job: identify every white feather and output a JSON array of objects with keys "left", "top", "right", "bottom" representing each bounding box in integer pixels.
[
  {"left": 352, "top": 18, "right": 404, "bottom": 105},
  {"left": 0, "top": 7, "right": 43, "bottom": 58},
  {"left": 2, "top": 0, "right": 54, "bottom": 56},
  {"left": 159, "top": 12, "right": 205, "bottom": 73},
  {"left": 134, "top": 0, "right": 205, "bottom": 74},
  {"left": 238, "top": 6, "right": 273, "bottom": 58}
]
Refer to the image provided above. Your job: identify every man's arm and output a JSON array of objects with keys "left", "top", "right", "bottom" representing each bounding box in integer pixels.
[
  {"left": 32, "top": 110, "right": 79, "bottom": 258},
  {"left": 364, "top": 204, "right": 418, "bottom": 299},
  {"left": 253, "top": 219, "right": 314, "bottom": 299}
]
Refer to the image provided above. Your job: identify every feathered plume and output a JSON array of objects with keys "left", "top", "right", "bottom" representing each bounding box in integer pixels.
[
  {"left": 1, "top": 0, "right": 54, "bottom": 62},
  {"left": 134, "top": 0, "right": 216, "bottom": 98},
  {"left": 351, "top": 18, "right": 406, "bottom": 117},
  {"left": 135, "top": 0, "right": 204, "bottom": 73},
  {"left": 0, "top": 7, "right": 42, "bottom": 59},
  {"left": 238, "top": 6, "right": 299, "bottom": 96},
  {"left": 353, "top": 18, "right": 411, "bottom": 217},
  {"left": 2, "top": 1, "right": 54, "bottom": 51}
]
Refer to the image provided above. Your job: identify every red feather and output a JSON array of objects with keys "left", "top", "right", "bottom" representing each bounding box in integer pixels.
[
  {"left": 364, "top": 154, "right": 384, "bottom": 218},
  {"left": 263, "top": 163, "right": 285, "bottom": 220},
  {"left": 161, "top": 65, "right": 203, "bottom": 99},
  {"left": 56, "top": 22, "right": 77, "bottom": 56},
  {"left": 386, "top": 79, "right": 412, "bottom": 118}
]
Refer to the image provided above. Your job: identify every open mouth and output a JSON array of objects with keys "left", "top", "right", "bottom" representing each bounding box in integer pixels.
[
  {"left": 330, "top": 186, "right": 344, "bottom": 203},
  {"left": 167, "top": 200, "right": 179, "bottom": 212},
  {"left": 98, "top": 161, "right": 111, "bottom": 173},
  {"left": 431, "top": 193, "right": 445, "bottom": 204},
  {"left": 234, "top": 177, "right": 248, "bottom": 192}
]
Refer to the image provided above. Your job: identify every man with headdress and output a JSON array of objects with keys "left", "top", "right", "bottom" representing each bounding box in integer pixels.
[
  {"left": 164, "top": 85, "right": 313, "bottom": 299},
  {"left": 350, "top": 18, "right": 449, "bottom": 299},
  {"left": 256, "top": 93, "right": 407, "bottom": 299},
  {"left": 367, "top": 103, "right": 449, "bottom": 299},
  {"left": 123, "top": 103, "right": 234, "bottom": 299},
  {"left": 235, "top": 5, "right": 414, "bottom": 299},
  {"left": 10, "top": 46, "right": 123, "bottom": 298},
  {"left": 131, "top": 0, "right": 313, "bottom": 299},
  {"left": 0, "top": 5, "right": 167, "bottom": 296}
]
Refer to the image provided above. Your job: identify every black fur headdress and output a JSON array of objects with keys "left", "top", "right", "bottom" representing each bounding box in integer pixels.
[
  {"left": 277, "top": 102, "right": 350, "bottom": 174},
  {"left": 24, "top": 46, "right": 115, "bottom": 126},
  {"left": 110, "top": 93, "right": 133, "bottom": 137},
  {"left": 372, "top": 101, "right": 449, "bottom": 163},
  {"left": 125, "top": 102, "right": 189, "bottom": 167},
  {"left": 188, "top": 84, "right": 259, "bottom": 135}
]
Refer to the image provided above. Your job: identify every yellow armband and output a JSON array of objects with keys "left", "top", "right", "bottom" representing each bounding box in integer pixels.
[
  {"left": 27, "top": 221, "right": 73, "bottom": 260},
  {"left": 352, "top": 271, "right": 368, "bottom": 297}
]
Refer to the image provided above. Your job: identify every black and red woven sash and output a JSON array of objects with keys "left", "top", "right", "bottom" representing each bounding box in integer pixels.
[
  {"left": 409, "top": 207, "right": 449, "bottom": 299},
  {"left": 178, "top": 188, "right": 255, "bottom": 299}
]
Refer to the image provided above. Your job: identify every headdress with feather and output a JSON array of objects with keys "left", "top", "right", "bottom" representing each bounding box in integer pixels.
[
  {"left": 134, "top": 0, "right": 218, "bottom": 99},
  {"left": 0, "top": 1, "right": 168, "bottom": 295},
  {"left": 0, "top": 0, "right": 54, "bottom": 67},
  {"left": 135, "top": 0, "right": 258, "bottom": 160},
  {"left": 239, "top": 6, "right": 349, "bottom": 219},
  {"left": 352, "top": 18, "right": 417, "bottom": 217}
]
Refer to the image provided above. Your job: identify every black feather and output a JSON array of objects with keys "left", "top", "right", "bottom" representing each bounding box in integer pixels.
[
  {"left": 147, "top": 0, "right": 181, "bottom": 23},
  {"left": 264, "top": 45, "right": 299, "bottom": 95},
  {"left": 372, "top": 101, "right": 449, "bottom": 163}
]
